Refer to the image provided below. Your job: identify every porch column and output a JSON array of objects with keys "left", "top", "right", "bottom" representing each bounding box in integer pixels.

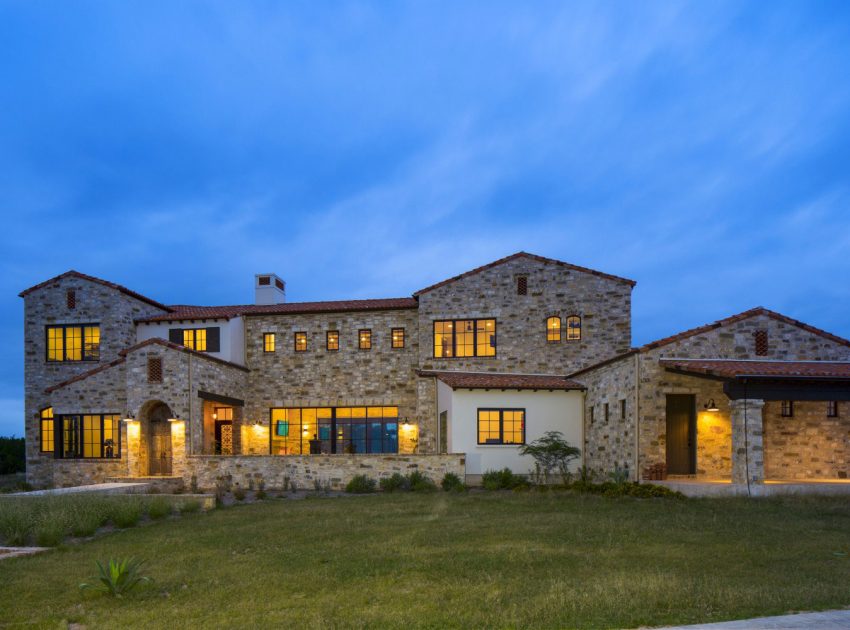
[
  {"left": 730, "top": 399, "right": 765, "bottom": 485},
  {"left": 231, "top": 406, "right": 243, "bottom": 455},
  {"left": 126, "top": 421, "right": 142, "bottom": 477},
  {"left": 171, "top": 420, "right": 187, "bottom": 479}
]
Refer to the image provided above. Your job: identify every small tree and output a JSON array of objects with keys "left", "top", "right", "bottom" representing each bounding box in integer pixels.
[{"left": 519, "top": 431, "right": 581, "bottom": 485}]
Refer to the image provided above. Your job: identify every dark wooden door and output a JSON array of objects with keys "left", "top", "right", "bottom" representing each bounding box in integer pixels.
[
  {"left": 149, "top": 419, "right": 172, "bottom": 475},
  {"left": 666, "top": 394, "right": 696, "bottom": 475}
]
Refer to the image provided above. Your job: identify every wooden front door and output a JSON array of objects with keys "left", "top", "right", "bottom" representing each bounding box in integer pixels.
[
  {"left": 666, "top": 394, "right": 696, "bottom": 475},
  {"left": 149, "top": 418, "right": 173, "bottom": 476}
]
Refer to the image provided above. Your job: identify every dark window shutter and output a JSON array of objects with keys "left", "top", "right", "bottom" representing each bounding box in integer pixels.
[
  {"left": 168, "top": 329, "right": 183, "bottom": 345},
  {"left": 206, "top": 327, "right": 221, "bottom": 352}
]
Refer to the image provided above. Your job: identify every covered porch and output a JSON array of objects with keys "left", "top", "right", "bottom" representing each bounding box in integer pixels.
[{"left": 658, "top": 359, "right": 850, "bottom": 492}]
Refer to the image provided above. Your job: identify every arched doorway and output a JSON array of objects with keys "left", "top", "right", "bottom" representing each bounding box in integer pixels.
[{"left": 140, "top": 401, "right": 174, "bottom": 476}]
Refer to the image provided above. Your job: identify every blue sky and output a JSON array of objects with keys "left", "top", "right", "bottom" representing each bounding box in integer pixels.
[{"left": 1, "top": 1, "right": 849, "bottom": 436}]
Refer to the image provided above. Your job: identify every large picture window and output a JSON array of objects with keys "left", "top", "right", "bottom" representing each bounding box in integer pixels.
[
  {"left": 40, "top": 407, "right": 54, "bottom": 453},
  {"left": 477, "top": 408, "right": 525, "bottom": 445},
  {"left": 433, "top": 319, "right": 496, "bottom": 358},
  {"left": 270, "top": 406, "right": 399, "bottom": 455},
  {"left": 46, "top": 324, "right": 100, "bottom": 362},
  {"left": 57, "top": 414, "right": 121, "bottom": 459}
]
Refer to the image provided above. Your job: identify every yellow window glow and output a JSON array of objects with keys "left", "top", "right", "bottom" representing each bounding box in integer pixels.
[
  {"left": 40, "top": 407, "right": 54, "bottom": 452},
  {"left": 264, "top": 333, "right": 276, "bottom": 353},
  {"left": 547, "top": 316, "right": 561, "bottom": 342}
]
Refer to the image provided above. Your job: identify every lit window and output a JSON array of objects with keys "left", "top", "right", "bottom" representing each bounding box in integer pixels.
[
  {"left": 46, "top": 325, "right": 100, "bottom": 362},
  {"left": 781, "top": 400, "right": 794, "bottom": 417},
  {"left": 433, "top": 319, "right": 496, "bottom": 358},
  {"left": 263, "top": 333, "right": 276, "bottom": 353},
  {"left": 566, "top": 316, "right": 581, "bottom": 341},
  {"left": 359, "top": 329, "right": 372, "bottom": 350},
  {"left": 40, "top": 407, "right": 54, "bottom": 453},
  {"left": 327, "top": 331, "right": 339, "bottom": 351},
  {"left": 183, "top": 328, "right": 207, "bottom": 352},
  {"left": 57, "top": 414, "right": 121, "bottom": 459},
  {"left": 477, "top": 409, "right": 525, "bottom": 445},
  {"left": 270, "top": 406, "right": 399, "bottom": 455},
  {"left": 391, "top": 328, "right": 405, "bottom": 349},
  {"left": 827, "top": 401, "right": 838, "bottom": 418},
  {"left": 294, "top": 332, "right": 307, "bottom": 352},
  {"left": 546, "top": 316, "right": 561, "bottom": 342}
]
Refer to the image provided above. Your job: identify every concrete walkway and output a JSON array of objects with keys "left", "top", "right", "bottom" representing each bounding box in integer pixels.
[
  {"left": 11, "top": 482, "right": 150, "bottom": 496},
  {"left": 657, "top": 609, "right": 850, "bottom": 629}
]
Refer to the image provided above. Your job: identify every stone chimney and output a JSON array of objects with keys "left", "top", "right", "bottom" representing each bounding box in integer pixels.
[{"left": 254, "top": 273, "right": 286, "bottom": 305}]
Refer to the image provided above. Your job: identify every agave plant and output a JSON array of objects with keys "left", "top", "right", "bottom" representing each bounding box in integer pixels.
[{"left": 80, "top": 558, "right": 152, "bottom": 596}]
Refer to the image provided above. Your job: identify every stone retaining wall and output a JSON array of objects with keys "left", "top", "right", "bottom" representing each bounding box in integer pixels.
[{"left": 184, "top": 454, "right": 466, "bottom": 491}]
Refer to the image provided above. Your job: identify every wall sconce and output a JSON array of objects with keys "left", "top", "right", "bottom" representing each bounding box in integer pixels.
[
  {"left": 401, "top": 417, "right": 413, "bottom": 428},
  {"left": 704, "top": 399, "right": 719, "bottom": 412},
  {"left": 122, "top": 413, "right": 135, "bottom": 423},
  {"left": 212, "top": 412, "right": 218, "bottom": 420},
  {"left": 168, "top": 416, "right": 181, "bottom": 423}
]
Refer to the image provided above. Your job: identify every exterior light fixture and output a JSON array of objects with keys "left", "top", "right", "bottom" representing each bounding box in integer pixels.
[
  {"left": 212, "top": 412, "right": 217, "bottom": 420},
  {"left": 704, "top": 399, "right": 719, "bottom": 412},
  {"left": 168, "top": 417, "right": 181, "bottom": 423},
  {"left": 122, "top": 412, "right": 135, "bottom": 423},
  {"left": 401, "top": 417, "right": 412, "bottom": 428}
]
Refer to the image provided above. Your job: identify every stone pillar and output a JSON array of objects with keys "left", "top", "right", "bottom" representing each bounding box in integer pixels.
[
  {"left": 231, "top": 406, "right": 244, "bottom": 455},
  {"left": 171, "top": 420, "right": 187, "bottom": 480},
  {"left": 126, "top": 421, "right": 142, "bottom": 477},
  {"left": 730, "top": 399, "right": 765, "bottom": 485}
]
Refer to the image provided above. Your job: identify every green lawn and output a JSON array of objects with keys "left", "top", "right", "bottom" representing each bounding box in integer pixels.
[{"left": 1, "top": 492, "right": 849, "bottom": 629}]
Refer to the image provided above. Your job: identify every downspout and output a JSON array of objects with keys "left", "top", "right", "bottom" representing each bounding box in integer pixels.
[
  {"left": 581, "top": 388, "right": 586, "bottom": 471},
  {"left": 187, "top": 352, "right": 192, "bottom": 456},
  {"left": 634, "top": 352, "right": 640, "bottom": 481}
]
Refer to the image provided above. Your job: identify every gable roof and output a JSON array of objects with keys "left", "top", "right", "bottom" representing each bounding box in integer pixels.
[
  {"left": 136, "top": 297, "right": 419, "bottom": 323},
  {"left": 45, "top": 338, "right": 249, "bottom": 394},
  {"left": 417, "top": 369, "right": 585, "bottom": 391},
  {"left": 19, "top": 271, "right": 171, "bottom": 312},
  {"left": 659, "top": 359, "right": 850, "bottom": 380},
  {"left": 413, "top": 251, "right": 636, "bottom": 296},
  {"left": 567, "top": 307, "right": 850, "bottom": 378}
]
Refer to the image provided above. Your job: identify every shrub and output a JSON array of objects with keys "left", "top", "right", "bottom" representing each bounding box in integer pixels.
[
  {"left": 146, "top": 497, "right": 172, "bottom": 520},
  {"left": 179, "top": 499, "right": 202, "bottom": 514},
  {"left": 408, "top": 471, "right": 437, "bottom": 492},
  {"left": 0, "top": 436, "right": 25, "bottom": 475},
  {"left": 70, "top": 513, "right": 101, "bottom": 538},
  {"left": 380, "top": 473, "right": 410, "bottom": 492},
  {"left": 0, "top": 509, "right": 33, "bottom": 546},
  {"left": 441, "top": 472, "right": 467, "bottom": 492},
  {"left": 233, "top": 487, "right": 246, "bottom": 501},
  {"left": 345, "top": 475, "right": 377, "bottom": 494},
  {"left": 608, "top": 465, "right": 630, "bottom": 485},
  {"left": 80, "top": 558, "right": 152, "bottom": 597},
  {"left": 482, "top": 468, "right": 527, "bottom": 491},
  {"left": 571, "top": 480, "right": 684, "bottom": 499},
  {"left": 110, "top": 500, "right": 143, "bottom": 528},
  {"left": 34, "top": 520, "right": 66, "bottom": 547},
  {"left": 519, "top": 431, "right": 581, "bottom": 485}
]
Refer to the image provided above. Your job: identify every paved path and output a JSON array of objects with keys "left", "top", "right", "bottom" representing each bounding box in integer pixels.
[
  {"left": 657, "top": 609, "right": 850, "bottom": 629},
  {"left": 11, "top": 482, "right": 149, "bottom": 496}
]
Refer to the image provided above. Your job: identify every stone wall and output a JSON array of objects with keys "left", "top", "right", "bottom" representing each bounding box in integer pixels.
[
  {"left": 764, "top": 401, "right": 850, "bottom": 479},
  {"left": 416, "top": 255, "right": 633, "bottom": 377},
  {"left": 242, "top": 308, "right": 423, "bottom": 447},
  {"left": 184, "top": 453, "right": 466, "bottom": 492},
  {"left": 23, "top": 275, "right": 166, "bottom": 486}
]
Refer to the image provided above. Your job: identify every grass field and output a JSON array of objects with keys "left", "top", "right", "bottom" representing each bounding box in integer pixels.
[{"left": 1, "top": 492, "right": 849, "bottom": 629}]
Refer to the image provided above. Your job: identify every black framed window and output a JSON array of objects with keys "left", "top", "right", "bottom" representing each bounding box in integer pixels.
[
  {"left": 546, "top": 316, "right": 561, "bottom": 342},
  {"left": 391, "top": 328, "right": 405, "bottom": 349},
  {"left": 270, "top": 406, "right": 399, "bottom": 455},
  {"left": 477, "top": 408, "right": 525, "bottom": 445},
  {"left": 566, "top": 316, "right": 581, "bottom": 341},
  {"left": 263, "top": 333, "right": 276, "bottom": 353},
  {"left": 168, "top": 327, "right": 220, "bottom": 352},
  {"left": 294, "top": 332, "right": 307, "bottom": 352},
  {"left": 40, "top": 407, "right": 54, "bottom": 453},
  {"left": 57, "top": 414, "right": 121, "bottom": 459},
  {"left": 620, "top": 399, "right": 627, "bottom": 420},
  {"left": 46, "top": 324, "right": 100, "bottom": 362},
  {"left": 326, "top": 331, "right": 339, "bottom": 351},
  {"left": 827, "top": 401, "right": 838, "bottom": 418},
  {"left": 184, "top": 329, "right": 206, "bottom": 351},
  {"left": 358, "top": 329, "right": 372, "bottom": 350},
  {"left": 781, "top": 400, "right": 794, "bottom": 417},
  {"left": 604, "top": 403, "right": 609, "bottom": 422},
  {"left": 433, "top": 319, "right": 496, "bottom": 358}
]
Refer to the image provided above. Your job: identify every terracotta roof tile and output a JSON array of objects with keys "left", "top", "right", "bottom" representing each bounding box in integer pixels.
[
  {"left": 413, "top": 251, "right": 636, "bottom": 296},
  {"left": 417, "top": 370, "right": 585, "bottom": 391},
  {"left": 19, "top": 270, "right": 171, "bottom": 312},
  {"left": 136, "top": 297, "right": 419, "bottom": 323},
  {"left": 659, "top": 359, "right": 850, "bottom": 380}
]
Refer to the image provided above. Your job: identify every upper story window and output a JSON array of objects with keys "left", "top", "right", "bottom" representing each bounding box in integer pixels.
[
  {"left": 754, "top": 330, "right": 768, "bottom": 356},
  {"left": 40, "top": 407, "right": 54, "bottom": 453},
  {"left": 168, "top": 327, "right": 220, "bottom": 353},
  {"left": 566, "top": 315, "right": 581, "bottom": 341},
  {"left": 517, "top": 276, "right": 528, "bottom": 295},
  {"left": 391, "top": 327, "right": 405, "bottom": 349},
  {"left": 294, "top": 332, "right": 307, "bottom": 352},
  {"left": 46, "top": 324, "right": 100, "bottom": 362},
  {"left": 263, "top": 333, "right": 276, "bottom": 353},
  {"left": 477, "top": 408, "right": 525, "bottom": 445},
  {"left": 621, "top": 399, "right": 627, "bottom": 420},
  {"left": 327, "top": 331, "right": 339, "bottom": 351},
  {"left": 433, "top": 319, "right": 496, "bottom": 358},
  {"left": 546, "top": 316, "right": 561, "bottom": 342},
  {"left": 359, "top": 329, "right": 372, "bottom": 350},
  {"left": 781, "top": 400, "right": 794, "bottom": 417},
  {"left": 827, "top": 401, "right": 838, "bottom": 418}
]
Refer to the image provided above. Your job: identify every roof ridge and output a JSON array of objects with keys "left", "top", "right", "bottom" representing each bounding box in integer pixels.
[{"left": 20, "top": 270, "right": 171, "bottom": 312}]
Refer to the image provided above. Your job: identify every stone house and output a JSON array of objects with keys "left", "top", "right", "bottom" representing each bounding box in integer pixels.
[{"left": 19, "top": 252, "right": 850, "bottom": 490}]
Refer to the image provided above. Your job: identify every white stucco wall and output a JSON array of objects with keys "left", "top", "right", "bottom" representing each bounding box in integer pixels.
[
  {"left": 136, "top": 317, "right": 246, "bottom": 365},
  {"left": 439, "top": 387, "right": 585, "bottom": 476}
]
